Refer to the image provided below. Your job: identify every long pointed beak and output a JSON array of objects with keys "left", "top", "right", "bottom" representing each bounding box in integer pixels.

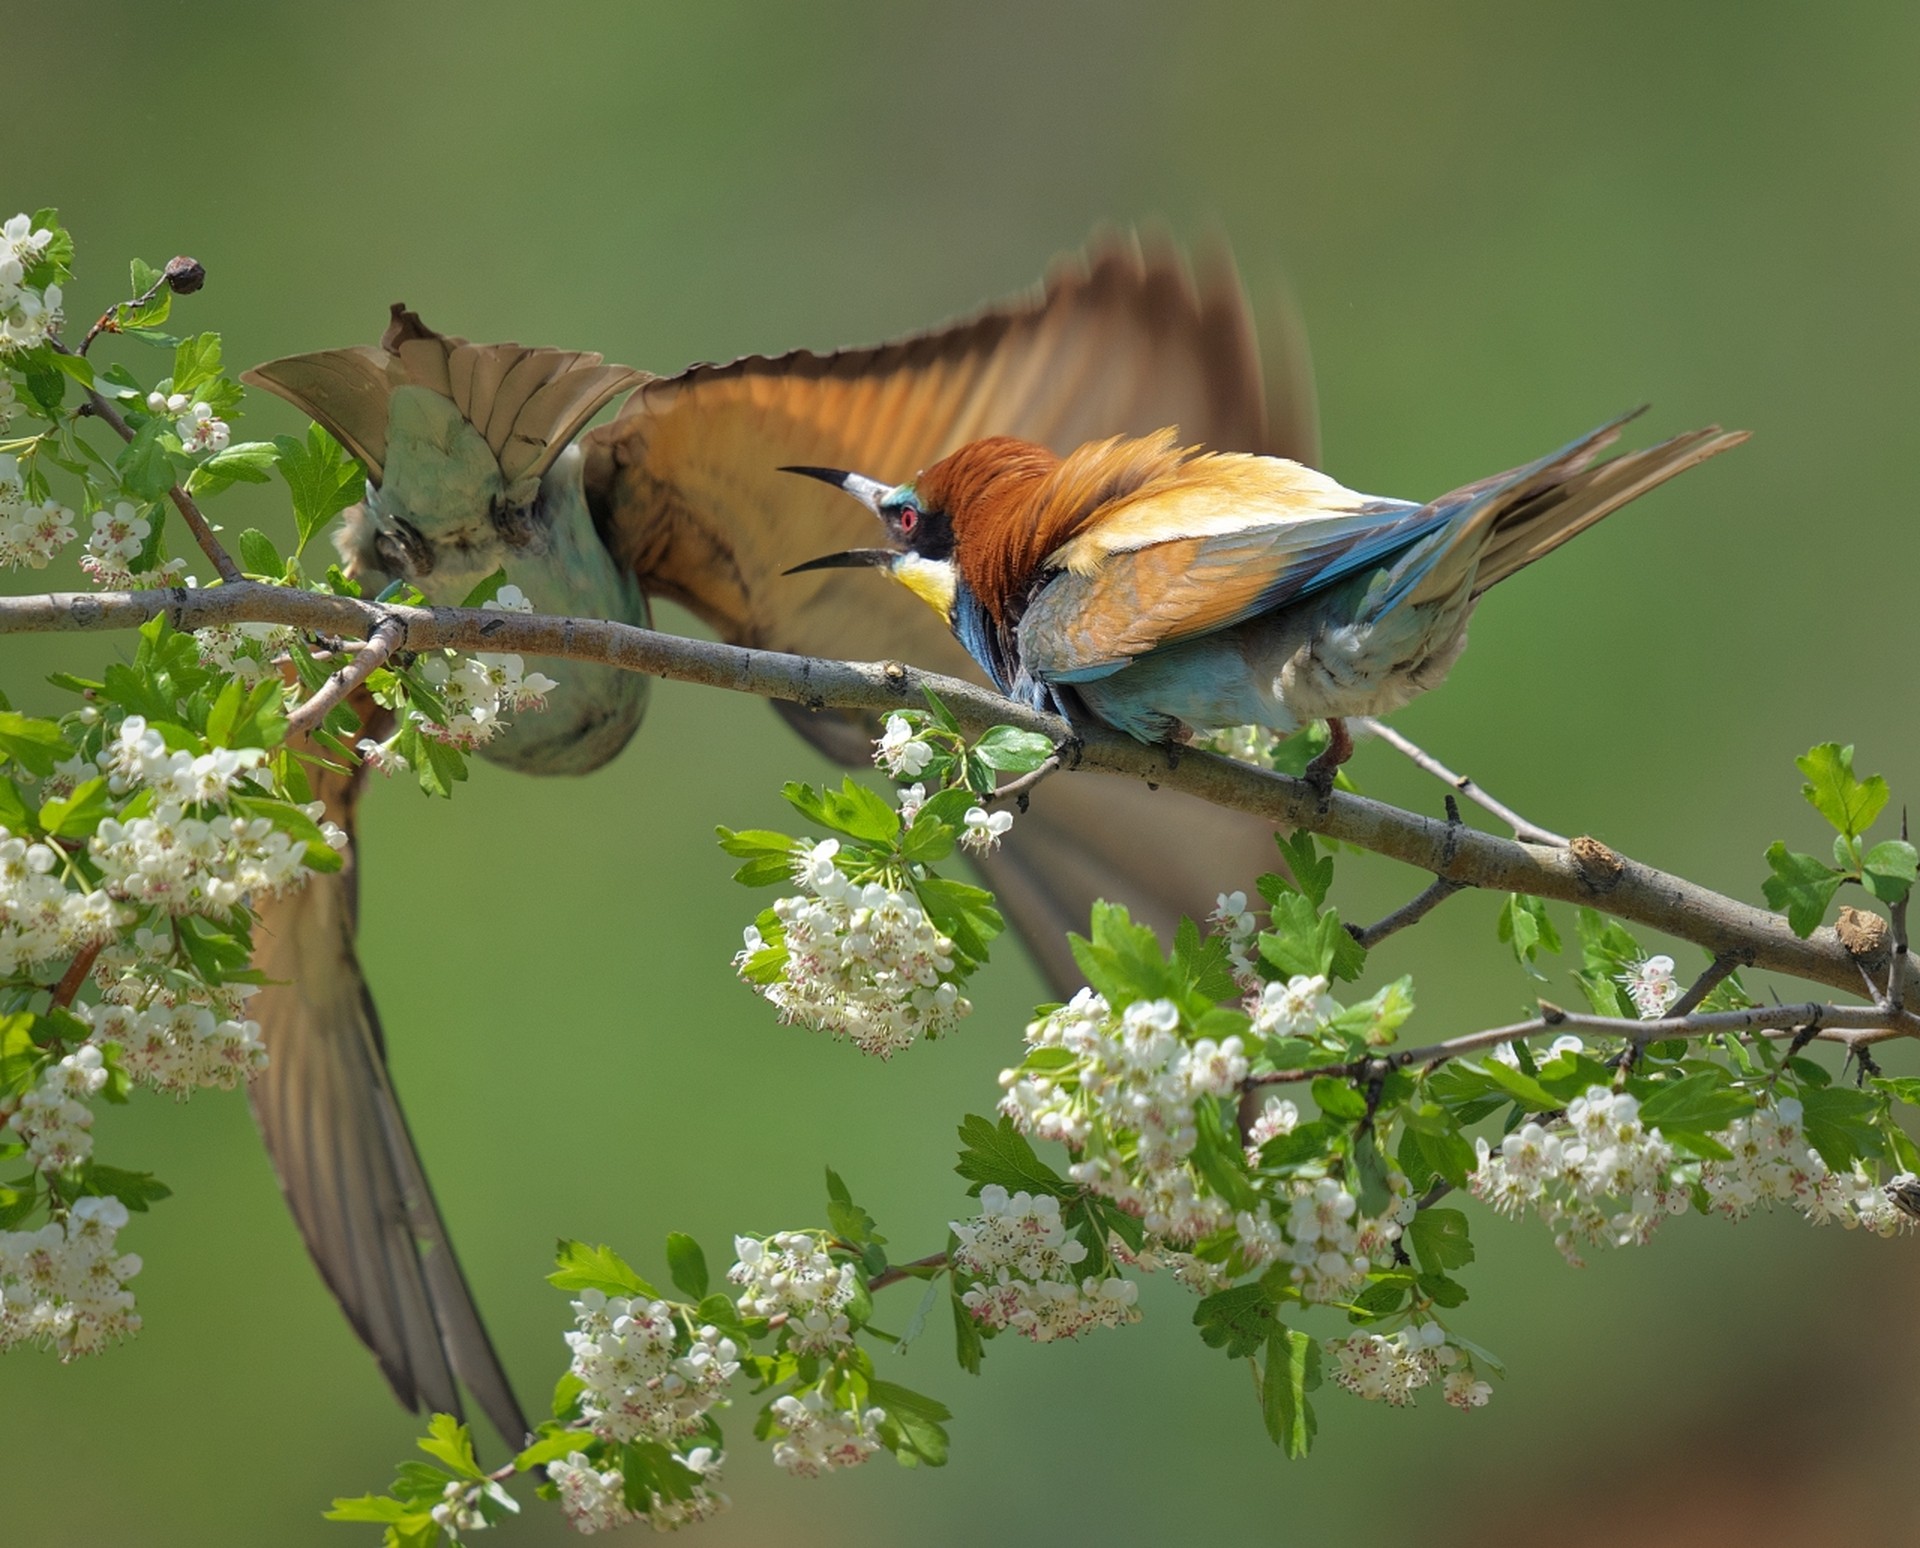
[
  {"left": 779, "top": 465, "right": 898, "bottom": 516},
  {"left": 782, "top": 547, "right": 899, "bottom": 577}
]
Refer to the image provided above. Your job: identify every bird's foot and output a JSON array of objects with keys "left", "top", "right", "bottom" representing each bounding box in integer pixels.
[{"left": 1302, "top": 717, "right": 1354, "bottom": 803}]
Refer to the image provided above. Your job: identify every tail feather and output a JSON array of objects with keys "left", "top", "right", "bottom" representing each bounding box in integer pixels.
[
  {"left": 1400, "top": 412, "right": 1747, "bottom": 608},
  {"left": 242, "top": 306, "right": 645, "bottom": 492}
]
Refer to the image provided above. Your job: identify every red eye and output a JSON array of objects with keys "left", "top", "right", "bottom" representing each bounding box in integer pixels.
[{"left": 898, "top": 508, "right": 918, "bottom": 535}]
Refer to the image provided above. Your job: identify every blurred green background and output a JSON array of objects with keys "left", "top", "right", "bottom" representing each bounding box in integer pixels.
[{"left": 6, "top": 1, "right": 1919, "bottom": 1543}]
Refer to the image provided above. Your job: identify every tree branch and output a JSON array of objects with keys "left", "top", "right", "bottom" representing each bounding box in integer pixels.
[
  {"left": 284, "top": 616, "right": 402, "bottom": 738},
  {"left": 3, "top": 581, "right": 1911, "bottom": 1016},
  {"left": 1247, "top": 999, "right": 1920, "bottom": 1089}
]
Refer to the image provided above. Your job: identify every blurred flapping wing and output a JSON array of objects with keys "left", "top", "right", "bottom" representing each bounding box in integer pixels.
[{"left": 584, "top": 233, "right": 1313, "bottom": 978}]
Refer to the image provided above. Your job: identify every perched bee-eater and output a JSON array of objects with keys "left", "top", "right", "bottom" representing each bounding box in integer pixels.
[
  {"left": 789, "top": 413, "right": 1746, "bottom": 780},
  {"left": 240, "top": 236, "right": 1309, "bottom": 1445}
]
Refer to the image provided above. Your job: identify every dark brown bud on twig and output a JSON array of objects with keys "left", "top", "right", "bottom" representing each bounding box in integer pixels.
[{"left": 163, "top": 256, "right": 206, "bottom": 294}]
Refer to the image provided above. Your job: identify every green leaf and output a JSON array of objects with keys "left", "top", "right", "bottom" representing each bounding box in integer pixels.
[
  {"left": 1069, "top": 900, "right": 1179, "bottom": 1007},
  {"left": 1637, "top": 1071, "right": 1756, "bottom": 1133},
  {"left": 1762, "top": 842, "right": 1845, "bottom": 937},
  {"left": 950, "top": 1285, "right": 983, "bottom": 1373},
  {"left": 187, "top": 440, "right": 279, "bottom": 498},
  {"left": 914, "top": 874, "right": 1003, "bottom": 966},
  {"left": 1798, "top": 1085, "right": 1884, "bottom": 1171},
  {"left": 1270, "top": 830, "right": 1335, "bottom": 908},
  {"left": 39, "top": 777, "right": 110, "bottom": 840},
  {"left": 1862, "top": 840, "right": 1917, "bottom": 903},
  {"left": 1259, "top": 893, "right": 1367, "bottom": 984},
  {"left": 324, "top": 1494, "right": 414, "bottom": 1524},
  {"left": 782, "top": 777, "right": 900, "bottom": 845},
  {"left": 116, "top": 416, "right": 178, "bottom": 502},
  {"left": 514, "top": 1427, "right": 593, "bottom": 1471},
  {"left": 1797, "top": 742, "right": 1889, "bottom": 840},
  {"left": 1194, "top": 1283, "right": 1280, "bottom": 1359},
  {"left": 1498, "top": 893, "right": 1562, "bottom": 974},
  {"left": 1327, "top": 976, "right": 1415, "bottom": 1047},
  {"left": 868, "top": 1378, "right": 952, "bottom": 1466},
  {"left": 72, "top": 1164, "right": 172, "bottom": 1213},
  {"left": 1261, "top": 1325, "right": 1320, "bottom": 1459},
  {"left": 972, "top": 725, "right": 1055, "bottom": 774},
  {"left": 274, "top": 423, "right": 366, "bottom": 555},
  {"left": 460, "top": 567, "right": 511, "bottom": 608},
  {"left": 0, "top": 711, "right": 70, "bottom": 777},
  {"left": 954, "top": 1114, "right": 1071, "bottom": 1197},
  {"left": 171, "top": 332, "right": 224, "bottom": 396},
  {"left": 1465, "top": 1057, "right": 1561, "bottom": 1113},
  {"left": 417, "top": 1413, "right": 485, "bottom": 1479},
  {"left": 548, "top": 1239, "right": 662, "bottom": 1300},
  {"left": 236, "top": 528, "right": 285, "bottom": 578},
  {"left": 664, "top": 1233, "right": 709, "bottom": 1300},
  {"left": 1408, "top": 1207, "right": 1476, "bottom": 1273},
  {"left": 825, "top": 1167, "right": 887, "bottom": 1250}
]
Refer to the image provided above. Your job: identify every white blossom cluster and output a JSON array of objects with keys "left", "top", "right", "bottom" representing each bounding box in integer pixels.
[
  {"left": 564, "top": 1289, "right": 740, "bottom": 1446},
  {"left": 79, "top": 500, "right": 151, "bottom": 587},
  {"left": 429, "top": 1480, "right": 489, "bottom": 1537},
  {"left": 1250, "top": 973, "right": 1340, "bottom": 1038},
  {"left": 872, "top": 714, "right": 932, "bottom": 779},
  {"left": 6, "top": 1045, "right": 107, "bottom": 1170},
  {"left": 405, "top": 585, "right": 556, "bottom": 750},
  {"left": 1244, "top": 1095, "right": 1299, "bottom": 1157},
  {"left": 997, "top": 992, "right": 1245, "bottom": 1244},
  {"left": 1327, "top": 1323, "right": 1491, "bottom": 1410},
  {"left": 1470, "top": 1085, "right": 1691, "bottom": 1262},
  {"left": 548, "top": 1447, "right": 727, "bottom": 1535},
  {"left": 727, "top": 1232, "right": 856, "bottom": 1355},
  {"left": 950, "top": 1184, "right": 1140, "bottom": 1343},
  {"left": 0, "top": 828, "right": 120, "bottom": 976},
  {"left": 1618, "top": 954, "right": 1680, "bottom": 1018},
  {"left": 144, "top": 392, "right": 230, "bottom": 455},
  {"left": 1700, "top": 1098, "right": 1917, "bottom": 1237},
  {"left": 0, "top": 453, "right": 78, "bottom": 570},
  {"left": 766, "top": 1390, "right": 886, "bottom": 1477},
  {"left": 192, "top": 619, "right": 296, "bottom": 679},
  {"left": 735, "top": 839, "right": 970, "bottom": 1058},
  {"left": 1235, "top": 1175, "right": 1412, "bottom": 1302},
  {"left": 0, "top": 1194, "right": 141, "bottom": 1358},
  {"left": 0, "top": 213, "right": 61, "bottom": 355},
  {"left": 79, "top": 993, "right": 266, "bottom": 1096},
  {"left": 1208, "top": 889, "right": 1261, "bottom": 991},
  {"left": 1194, "top": 724, "right": 1280, "bottom": 764},
  {"left": 959, "top": 805, "right": 1013, "bottom": 855}
]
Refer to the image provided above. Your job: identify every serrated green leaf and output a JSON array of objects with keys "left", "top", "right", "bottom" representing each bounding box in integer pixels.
[
  {"left": 548, "top": 1239, "right": 661, "bottom": 1299},
  {"left": 664, "top": 1233, "right": 709, "bottom": 1300},
  {"left": 1637, "top": 1071, "right": 1756, "bottom": 1133},
  {"left": 954, "top": 1114, "right": 1070, "bottom": 1197},
  {"left": 1798, "top": 1085, "right": 1884, "bottom": 1171},
  {"left": 1408, "top": 1206, "right": 1475, "bottom": 1273},
  {"left": 1262, "top": 1325, "right": 1320, "bottom": 1458},
  {"left": 1862, "top": 840, "right": 1917, "bottom": 902},
  {"left": 0, "top": 711, "right": 70, "bottom": 777},
  {"left": 39, "top": 777, "right": 110, "bottom": 840},
  {"left": 1762, "top": 842, "right": 1845, "bottom": 937},
  {"left": 275, "top": 423, "right": 366, "bottom": 555},
  {"left": 972, "top": 725, "right": 1054, "bottom": 774},
  {"left": 1797, "top": 742, "right": 1889, "bottom": 840}
]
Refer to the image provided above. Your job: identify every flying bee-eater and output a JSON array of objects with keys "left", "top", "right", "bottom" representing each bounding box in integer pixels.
[
  {"left": 788, "top": 412, "right": 1747, "bottom": 783},
  {"left": 240, "top": 236, "right": 1313, "bottom": 1445}
]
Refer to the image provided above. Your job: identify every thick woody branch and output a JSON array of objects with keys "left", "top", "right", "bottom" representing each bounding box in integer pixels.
[{"left": 3, "top": 582, "right": 1913, "bottom": 1016}]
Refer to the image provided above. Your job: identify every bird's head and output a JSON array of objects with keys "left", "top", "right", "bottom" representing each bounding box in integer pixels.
[
  {"left": 780, "top": 466, "right": 959, "bottom": 622},
  {"left": 782, "top": 438, "right": 1058, "bottom": 625}
]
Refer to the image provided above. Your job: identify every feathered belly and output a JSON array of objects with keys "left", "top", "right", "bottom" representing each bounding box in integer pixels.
[{"left": 1070, "top": 597, "right": 1474, "bottom": 742}]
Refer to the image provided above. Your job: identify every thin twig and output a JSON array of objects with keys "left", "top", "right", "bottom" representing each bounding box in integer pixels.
[
  {"left": 1887, "top": 808, "right": 1910, "bottom": 1012},
  {"left": 284, "top": 616, "right": 402, "bottom": 739},
  {"left": 50, "top": 342, "right": 243, "bottom": 584},
  {"left": 50, "top": 942, "right": 103, "bottom": 1009},
  {"left": 1352, "top": 715, "right": 1568, "bottom": 847},
  {"left": 78, "top": 272, "right": 170, "bottom": 356},
  {"left": 4, "top": 582, "right": 1915, "bottom": 1017},
  {"left": 1245, "top": 999, "right": 1920, "bottom": 1089},
  {"left": 1348, "top": 876, "right": 1467, "bottom": 949},
  {"left": 866, "top": 1252, "right": 950, "bottom": 1293},
  {"left": 1666, "top": 950, "right": 1750, "bottom": 1020},
  {"left": 983, "top": 752, "right": 1062, "bottom": 812}
]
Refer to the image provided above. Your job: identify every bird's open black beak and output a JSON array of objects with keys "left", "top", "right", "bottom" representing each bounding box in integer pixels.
[
  {"left": 782, "top": 547, "right": 899, "bottom": 577},
  {"left": 779, "top": 464, "right": 897, "bottom": 516}
]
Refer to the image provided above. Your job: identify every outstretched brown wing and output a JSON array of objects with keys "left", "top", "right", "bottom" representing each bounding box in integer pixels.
[
  {"left": 247, "top": 697, "right": 530, "bottom": 1448},
  {"left": 583, "top": 232, "right": 1313, "bottom": 960}
]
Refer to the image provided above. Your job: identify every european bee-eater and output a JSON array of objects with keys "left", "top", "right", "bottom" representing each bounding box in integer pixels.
[
  {"left": 241, "top": 236, "right": 1311, "bottom": 1445},
  {"left": 788, "top": 413, "right": 1746, "bottom": 777}
]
